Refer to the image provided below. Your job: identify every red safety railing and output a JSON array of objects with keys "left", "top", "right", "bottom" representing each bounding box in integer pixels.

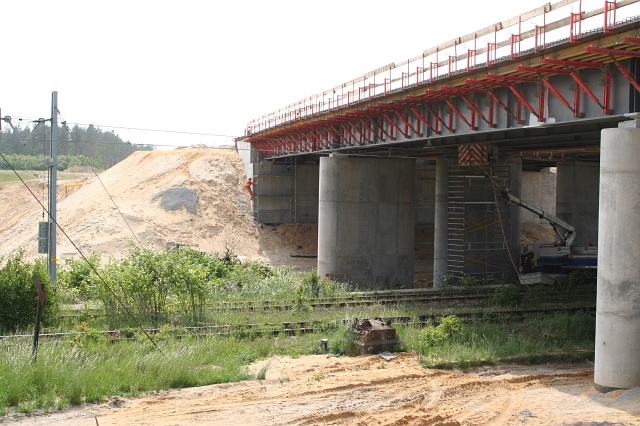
[
  {"left": 605, "top": 1, "right": 617, "bottom": 33},
  {"left": 244, "top": 0, "right": 640, "bottom": 137}
]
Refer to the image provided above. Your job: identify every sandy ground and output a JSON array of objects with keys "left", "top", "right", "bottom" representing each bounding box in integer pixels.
[{"left": 3, "top": 354, "right": 639, "bottom": 426}]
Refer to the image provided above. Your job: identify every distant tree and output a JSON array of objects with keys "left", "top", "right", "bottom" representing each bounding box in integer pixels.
[{"left": 0, "top": 123, "right": 153, "bottom": 170}]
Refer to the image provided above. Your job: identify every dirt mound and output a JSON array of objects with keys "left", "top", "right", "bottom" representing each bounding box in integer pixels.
[
  {"left": 0, "top": 147, "right": 316, "bottom": 270},
  {"left": 520, "top": 221, "right": 556, "bottom": 253}
]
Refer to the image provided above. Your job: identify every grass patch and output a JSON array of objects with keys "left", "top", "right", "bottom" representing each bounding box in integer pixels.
[
  {"left": 0, "top": 323, "right": 352, "bottom": 415},
  {"left": 0, "top": 170, "right": 39, "bottom": 184},
  {"left": 0, "top": 170, "right": 91, "bottom": 186},
  {"left": 401, "top": 312, "right": 595, "bottom": 369}
]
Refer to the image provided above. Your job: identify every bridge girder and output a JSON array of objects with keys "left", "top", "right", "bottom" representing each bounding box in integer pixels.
[{"left": 246, "top": 16, "right": 640, "bottom": 167}]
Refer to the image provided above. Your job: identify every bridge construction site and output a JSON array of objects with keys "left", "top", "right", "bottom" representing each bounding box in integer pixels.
[{"left": 236, "top": 0, "right": 640, "bottom": 392}]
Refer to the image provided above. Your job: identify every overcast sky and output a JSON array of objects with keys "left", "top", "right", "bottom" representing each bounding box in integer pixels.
[{"left": 0, "top": 1, "right": 600, "bottom": 149}]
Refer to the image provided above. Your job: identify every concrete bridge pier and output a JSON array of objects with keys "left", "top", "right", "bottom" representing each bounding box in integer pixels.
[
  {"left": 594, "top": 124, "right": 640, "bottom": 392},
  {"left": 434, "top": 158, "right": 454, "bottom": 287},
  {"left": 556, "top": 161, "right": 600, "bottom": 246},
  {"left": 317, "top": 155, "right": 416, "bottom": 288}
]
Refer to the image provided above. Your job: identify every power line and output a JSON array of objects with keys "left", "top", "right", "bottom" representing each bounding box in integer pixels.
[
  {"left": 0, "top": 147, "right": 163, "bottom": 354},
  {"left": 73, "top": 123, "right": 241, "bottom": 139},
  {"left": 3, "top": 117, "right": 242, "bottom": 138}
]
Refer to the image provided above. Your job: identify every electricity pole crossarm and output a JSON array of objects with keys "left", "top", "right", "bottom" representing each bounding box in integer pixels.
[{"left": 2, "top": 116, "right": 47, "bottom": 145}]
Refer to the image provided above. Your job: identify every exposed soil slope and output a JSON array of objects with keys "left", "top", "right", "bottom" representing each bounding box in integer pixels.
[{"left": 0, "top": 147, "right": 316, "bottom": 269}]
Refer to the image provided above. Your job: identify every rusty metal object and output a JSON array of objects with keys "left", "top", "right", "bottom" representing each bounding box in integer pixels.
[{"left": 354, "top": 319, "right": 401, "bottom": 355}]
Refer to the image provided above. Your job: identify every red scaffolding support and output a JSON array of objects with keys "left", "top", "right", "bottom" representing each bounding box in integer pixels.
[
  {"left": 604, "top": 1, "right": 617, "bottom": 33},
  {"left": 570, "top": 1, "right": 582, "bottom": 43}
]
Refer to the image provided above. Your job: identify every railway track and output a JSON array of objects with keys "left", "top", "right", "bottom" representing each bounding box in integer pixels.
[
  {"left": 3, "top": 304, "right": 595, "bottom": 342},
  {"left": 59, "top": 285, "right": 596, "bottom": 316}
]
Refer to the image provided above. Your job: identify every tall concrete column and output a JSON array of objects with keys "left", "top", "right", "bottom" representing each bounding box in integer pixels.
[
  {"left": 594, "top": 125, "right": 640, "bottom": 392},
  {"left": 317, "top": 156, "right": 416, "bottom": 288},
  {"left": 556, "top": 161, "right": 600, "bottom": 246},
  {"left": 433, "top": 158, "right": 453, "bottom": 287}
]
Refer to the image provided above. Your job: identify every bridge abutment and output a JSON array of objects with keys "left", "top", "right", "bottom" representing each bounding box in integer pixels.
[
  {"left": 317, "top": 156, "right": 416, "bottom": 288},
  {"left": 595, "top": 125, "right": 640, "bottom": 392}
]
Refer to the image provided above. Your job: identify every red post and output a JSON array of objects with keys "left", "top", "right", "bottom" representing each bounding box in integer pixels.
[
  {"left": 604, "top": 1, "right": 616, "bottom": 33},
  {"left": 467, "top": 49, "right": 476, "bottom": 72}
]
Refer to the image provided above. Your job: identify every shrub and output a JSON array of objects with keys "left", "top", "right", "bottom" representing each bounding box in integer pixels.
[
  {"left": 419, "top": 315, "right": 465, "bottom": 351},
  {"left": 0, "top": 251, "right": 58, "bottom": 333},
  {"left": 57, "top": 254, "right": 101, "bottom": 300},
  {"left": 493, "top": 284, "right": 522, "bottom": 307},
  {"left": 330, "top": 326, "right": 361, "bottom": 356}
]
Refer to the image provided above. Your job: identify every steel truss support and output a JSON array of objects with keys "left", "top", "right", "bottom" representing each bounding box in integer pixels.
[
  {"left": 425, "top": 104, "right": 449, "bottom": 133},
  {"left": 394, "top": 110, "right": 421, "bottom": 137},
  {"left": 485, "top": 74, "right": 540, "bottom": 121},
  {"left": 409, "top": 106, "right": 439, "bottom": 134},
  {"left": 542, "top": 58, "right": 610, "bottom": 114},
  {"left": 584, "top": 44, "right": 640, "bottom": 97},
  {"left": 368, "top": 115, "right": 394, "bottom": 141},
  {"left": 516, "top": 65, "right": 576, "bottom": 115},
  {"left": 346, "top": 110, "right": 380, "bottom": 142},
  {"left": 440, "top": 86, "right": 493, "bottom": 127},
  {"left": 347, "top": 121, "right": 369, "bottom": 145},
  {"left": 382, "top": 111, "right": 408, "bottom": 138},
  {"left": 425, "top": 89, "right": 476, "bottom": 131}
]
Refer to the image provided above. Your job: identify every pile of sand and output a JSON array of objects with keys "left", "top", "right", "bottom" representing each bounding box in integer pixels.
[{"left": 0, "top": 147, "right": 316, "bottom": 270}]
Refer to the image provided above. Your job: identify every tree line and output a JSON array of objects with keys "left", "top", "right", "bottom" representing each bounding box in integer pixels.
[{"left": 0, "top": 123, "right": 153, "bottom": 171}]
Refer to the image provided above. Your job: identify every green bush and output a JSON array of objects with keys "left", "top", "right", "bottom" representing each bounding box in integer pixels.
[
  {"left": 330, "top": 326, "right": 360, "bottom": 356},
  {"left": 493, "top": 284, "right": 522, "bottom": 307},
  {"left": 57, "top": 254, "right": 101, "bottom": 300},
  {"left": 419, "top": 315, "right": 465, "bottom": 351},
  {"left": 0, "top": 252, "right": 58, "bottom": 333}
]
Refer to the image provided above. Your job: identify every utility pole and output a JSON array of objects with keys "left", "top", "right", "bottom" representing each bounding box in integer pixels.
[{"left": 48, "top": 91, "right": 58, "bottom": 287}]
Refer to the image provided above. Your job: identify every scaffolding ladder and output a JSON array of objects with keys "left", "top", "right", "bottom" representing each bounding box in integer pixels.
[{"left": 447, "top": 165, "right": 512, "bottom": 282}]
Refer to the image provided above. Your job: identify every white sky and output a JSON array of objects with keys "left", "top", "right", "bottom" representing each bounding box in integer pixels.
[{"left": 0, "top": 1, "right": 594, "bottom": 149}]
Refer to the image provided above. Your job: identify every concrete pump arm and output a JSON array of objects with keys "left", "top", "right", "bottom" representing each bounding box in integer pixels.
[{"left": 499, "top": 187, "right": 576, "bottom": 247}]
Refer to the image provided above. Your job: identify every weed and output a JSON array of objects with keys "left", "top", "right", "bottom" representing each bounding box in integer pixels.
[
  {"left": 493, "top": 284, "right": 522, "bottom": 307},
  {"left": 310, "top": 373, "right": 324, "bottom": 381},
  {"left": 256, "top": 363, "right": 269, "bottom": 380},
  {"left": 330, "top": 326, "right": 360, "bottom": 357}
]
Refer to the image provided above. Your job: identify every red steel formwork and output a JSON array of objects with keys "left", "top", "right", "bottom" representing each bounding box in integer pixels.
[{"left": 246, "top": 1, "right": 640, "bottom": 159}]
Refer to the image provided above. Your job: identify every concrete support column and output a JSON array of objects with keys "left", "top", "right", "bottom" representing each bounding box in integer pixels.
[
  {"left": 594, "top": 126, "right": 640, "bottom": 392},
  {"left": 317, "top": 156, "right": 416, "bottom": 288},
  {"left": 556, "top": 161, "right": 600, "bottom": 246},
  {"left": 433, "top": 158, "right": 453, "bottom": 287}
]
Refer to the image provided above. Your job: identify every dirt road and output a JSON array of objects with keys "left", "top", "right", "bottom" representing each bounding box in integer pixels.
[{"left": 5, "top": 353, "right": 639, "bottom": 426}]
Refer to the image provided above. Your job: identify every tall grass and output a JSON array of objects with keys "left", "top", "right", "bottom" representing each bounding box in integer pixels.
[
  {"left": 0, "top": 326, "right": 339, "bottom": 416},
  {"left": 403, "top": 312, "right": 596, "bottom": 369}
]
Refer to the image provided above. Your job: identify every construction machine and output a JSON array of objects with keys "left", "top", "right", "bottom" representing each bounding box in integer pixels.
[{"left": 490, "top": 175, "right": 597, "bottom": 274}]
